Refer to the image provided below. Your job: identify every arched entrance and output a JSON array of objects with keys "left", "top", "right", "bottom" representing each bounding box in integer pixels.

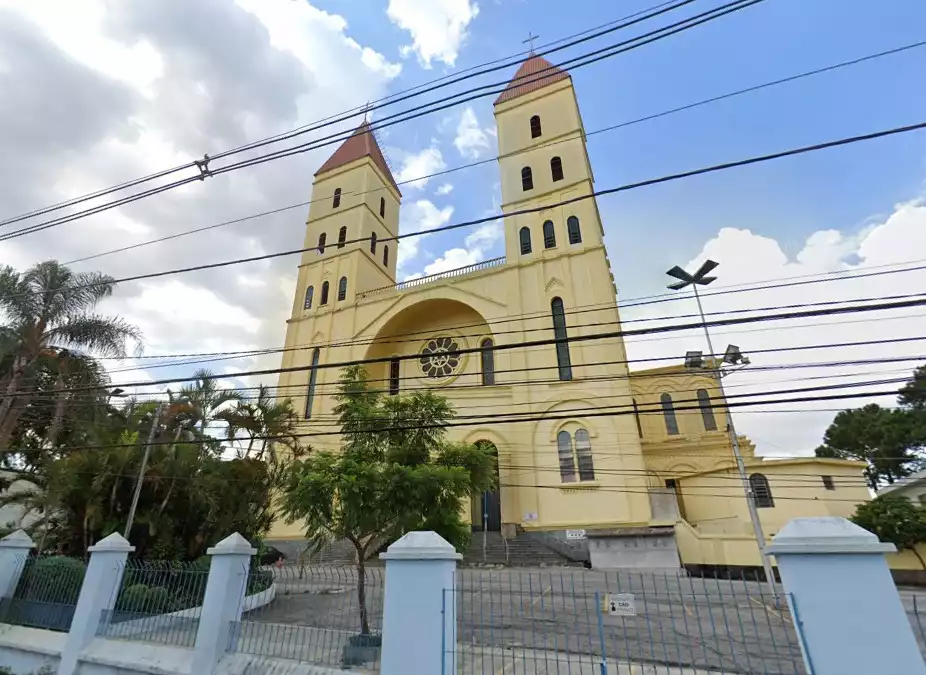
[{"left": 471, "top": 441, "right": 501, "bottom": 532}]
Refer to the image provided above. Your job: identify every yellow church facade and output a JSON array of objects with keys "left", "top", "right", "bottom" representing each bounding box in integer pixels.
[{"left": 269, "top": 55, "right": 870, "bottom": 571}]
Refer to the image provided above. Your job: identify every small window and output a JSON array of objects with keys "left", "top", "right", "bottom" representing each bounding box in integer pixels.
[
  {"left": 320, "top": 281, "right": 329, "bottom": 305},
  {"left": 521, "top": 166, "right": 533, "bottom": 191},
  {"left": 370, "top": 232, "right": 377, "bottom": 254},
  {"left": 750, "top": 473, "right": 774, "bottom": 508},
  {"left": 697, "top": 389, "right": 717, "bottom": 431},
  {"left": 530, "top": 115, "right": 542, "bottom": 139},
  {"left": 551, "top": 156, "right": 563, "bottom": 182},
  {"left": 389, "top": 358, "right": 400, "bottom": 395},
  {"left": 822, "top": 475, "right": 835, "bottom": 491},
  {"left": 379, "top": 197, "right": 385, "bottom": 218},
  {"left": 337, "top": 226, "right": 347, "bottom": 248},
  {"left": 318, "top": 232, "right": 326, "bottom": 255},
  {"left": 383, "top": 245, "right": 389, "bottom": 267},
  {"left": 305, "top": 348, "right": 320, "bottom": 418},
  {"left": 480, "top": 338, "right": 495, "bottom": 386},
  {"left": 332, "top": 188, "right": 341, "bottom": 208},
  {"left": 519, "top": 226, "right": 532, "bottom": 255},
  {"left": 632, "top": 398, "right": 643, "bottom": 438},
  {"left": 665, "top": 479, "right": 677, "bottom": 490},
  {"left": 337, "top": 276, "right": 347, "bottom": 301},
  {"left": 567, "top": 216, "right": 581, "bottom": 244},
  {"left": 575, "top": 429, "right": 595, "bottom": 481},
  {"left": 542, "top": 220, "right": 556, "bottom": 249},
  {"left": 551, "top": 297, "right": 572, "bottom": 381},
  {"left": 303, "top": 285, "right": 314, "bottom": 310},
  {"left": 557, "top": 430, "right": 575, "bottom": 483},
  {"left": 661, "top": 393, "right": 679, "bottom": 435}
]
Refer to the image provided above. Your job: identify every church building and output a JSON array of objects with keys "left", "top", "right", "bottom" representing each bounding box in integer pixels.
[{"left": 268, "top": 54, "right": 870, "bottom": 571}]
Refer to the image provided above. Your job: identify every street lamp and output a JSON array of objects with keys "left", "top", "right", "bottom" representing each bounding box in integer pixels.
[{"left": 666, "top": 260, "right": 777, "bottom": 593}]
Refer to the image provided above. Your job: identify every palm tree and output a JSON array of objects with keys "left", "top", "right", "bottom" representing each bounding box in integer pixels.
[
  {"left": 217, "top": 385, "right": 301, "bottom": 463},
  {"left": 174, "top": 369, "right": 242, "bottom": 440},
  {"left": 0, "top": 261, "right": 142, "bottom": 454}
]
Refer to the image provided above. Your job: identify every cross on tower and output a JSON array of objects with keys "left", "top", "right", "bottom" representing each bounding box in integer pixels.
[
  {"left": 362, "top": 100, "right": 371, "bottom": 123},
  {"left": 522, "top": 31, "right": 539, "bottom": 53}
]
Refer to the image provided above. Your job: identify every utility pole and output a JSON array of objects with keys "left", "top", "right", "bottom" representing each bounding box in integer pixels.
[
  {"left": 666, "top": 260, "right": 778, "bottom": 598},
  {"left": 124, "top": 402, "right": 165, "bottom": 539}
]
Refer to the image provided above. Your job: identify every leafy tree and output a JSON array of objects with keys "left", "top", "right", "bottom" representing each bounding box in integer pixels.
[
  {"left": 280, "top": 365, "right": 496, "bottom": 635},
  {"left": 173, "top": 369, "right": 242, "bottom": 439},
  {"left": 217, "top": 385, "right": 302, "bottom": 463},
  {"left": 815, "top": 404, "right": 925, "bottom": 489},
  {"left": 0, "top": 261, "right": 141, "bottom": 453},
  {"left": 852, "top": 494, "right": 926, "bottom": 569},
  {"left": 899, "top": 364, "right": 926, "bottom": 410}
]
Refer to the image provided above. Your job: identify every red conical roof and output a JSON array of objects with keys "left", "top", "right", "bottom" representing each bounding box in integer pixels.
[
  {"left": 315, "top": 121, "right": 401, "bottom": 195},
  {"left": 494, "top": 54, "right": 571, "bottom": 105}
]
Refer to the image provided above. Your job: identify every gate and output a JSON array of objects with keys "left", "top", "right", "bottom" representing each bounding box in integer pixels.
[{"left": 442, "top": 568, "right": 808, "bottom": 674}]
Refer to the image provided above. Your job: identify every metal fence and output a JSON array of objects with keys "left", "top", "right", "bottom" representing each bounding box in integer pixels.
[
  {"left": 900, "top": 586, "right": 926, "bottom": 662},
  {"left": 230, "top": 563, "right": 385, "bottom": 671},
  {"left": 97, "top": 559, "right": 211, "bottom": 647},
  {"left": 0, "top": 555, "right": 85, "bottom": 632},
  {"left": 444, "top": 568, "right": 808, "bottom": 675}
]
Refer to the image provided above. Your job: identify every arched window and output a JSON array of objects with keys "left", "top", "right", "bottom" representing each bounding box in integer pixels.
[
  {"left": 337, "top": 226, "right": 347, "bottom": 248},
  {"left": 530, "top": 115, "right": 542, "bottom": 139},
  {"left": 480, "top": 338, "right": 495, "bottom": 386},
  {"left": 332, "top": 188, "right": 341, "bottom": 208},
  {"left": 383, "top": 245, "right": 389, "bottom": 266},
  {"left": 551, "top": 297, "right": 572, "bottom": 381},
  {"left": 557, "top": 430, "right": 575, "bottom": 483},
  {"left": 389, "top": 358, "right": 400, "bottom": 395},
  {"left": 697, "top": 388, "right": 717, "bottom": 431},
  {"left": 632, "top": 398, "right": 643, "bottom": 438},
  {"left": 379, "top": 197, "right": 385, "bottom": 218},
  {"left": 519, "top": 226, "right": 532, "bottom": 255},
  {"left": 305, "top": 348, "right": 320, "bottom": 418},
  {"left": 567, "top": 216, "right": 581, "bottom": 244},
  {"left": 575, "top": 429, "right": 595, "bottom": 481},
  {"left": 320, "top": 280, "right": 330, "bottom": 305},
  {"left": 661, "top": 393, "right": 679, "bottom": 435},
  {"left": 750, "top": 473, "right": 775, "bottom": 508},
  {"left": 550, "top": 156, "right": 564, "bottom": 182},
  {"left": 318, "top": 232, "right": 326, "bottom": 254},
  {"left": 542, "top": 220, "right": 556, "bottom": 249},
  {"left": 370, "top": 232, "right": 377, "bottom": 254},
  {"left": 303, "top": 285, "right": 314, "bottom": 310},
  {"left": 337, "top": 276, "right": 348, "bottom": 301},
  {"left": 521, "top": 166, "right": 533, "bottom": 191}
]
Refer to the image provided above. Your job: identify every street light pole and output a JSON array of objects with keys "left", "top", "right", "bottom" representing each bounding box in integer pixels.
[
  {"left": 124, "top": 402, "right": 165, "bottom": 539},
  {"left": 667, "top": 260, "right": 778, "bottom": 596}
]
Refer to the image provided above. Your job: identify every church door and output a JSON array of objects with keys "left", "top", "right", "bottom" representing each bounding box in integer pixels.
[{"left": 471, "top": 441, "right": 501, "bottom": 532}]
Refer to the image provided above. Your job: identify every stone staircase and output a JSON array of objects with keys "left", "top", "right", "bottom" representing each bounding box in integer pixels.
[{"left": 463, "top": 531, "right": 579, "bottom": 567}]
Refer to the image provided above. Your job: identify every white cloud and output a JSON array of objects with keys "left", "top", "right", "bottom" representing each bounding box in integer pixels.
[
  {"left": 454, "top": 106, "right": 492, "bottom": 159},
  {"left": 622, "top": 197, "right": 926, "bottom": 457},
  {"left": 422, "top": 247, "right": 481, "bottom": 276},
  {"left": 435, "top": 182, "right": 453, "bottom": 196},
  {"left": 386, "top": 0, "right": 479, "bottom": 68},
  {"left": 395, "top": 145, "right": 446, "bottom": 190},
  {"left": 396, "top": 199, "right": 454, "bottom": 273}
]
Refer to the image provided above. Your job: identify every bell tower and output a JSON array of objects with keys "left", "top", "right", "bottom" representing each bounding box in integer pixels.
[{"left": 287, "top": 121, "right": 401, "bottom": 321}]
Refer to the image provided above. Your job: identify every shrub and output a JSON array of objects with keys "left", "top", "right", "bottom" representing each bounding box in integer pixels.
[
  {"left": 20, "top": 556, "right": 86, "bottom": 605},
  {"left": 117, "top": 584, "right": 149, "bottom": 612}
]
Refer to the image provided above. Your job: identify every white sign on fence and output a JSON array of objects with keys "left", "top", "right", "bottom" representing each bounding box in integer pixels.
[
  {"left": 606, "top": 593, "right": 636, "bottom": 617},
  {"left": 565, "top": 530, "right": 587, "bottom": 540}
]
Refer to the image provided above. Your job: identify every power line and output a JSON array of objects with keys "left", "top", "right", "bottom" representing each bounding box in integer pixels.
[
  {"left": 61, "top": 39, "right": 926, "bottom": 269},
  {"left": 0, "top": 0, "right": 695, "bottom": 230}
]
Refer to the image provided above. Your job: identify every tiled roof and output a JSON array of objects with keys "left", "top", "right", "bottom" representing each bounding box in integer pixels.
[
  {"left": 315, "top": 121, "right": 401, "bottom": 195},
  {"left": 494, "top": 54, "right": 571, "bottom": 105}
]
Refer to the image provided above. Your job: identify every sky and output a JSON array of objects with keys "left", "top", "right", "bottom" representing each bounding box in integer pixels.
[{"left": 1, "top": 0, "right": 926, "bottom": 457}]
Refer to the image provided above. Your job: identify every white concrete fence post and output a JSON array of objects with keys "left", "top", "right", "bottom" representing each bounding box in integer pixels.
[
  {"left": 57, "top": 532, "right": 134, "bottom": 675},
  {"left": 0, "top": 530, "right": 35, "bottom": 599},
  {"left": 191, "top": 532, "right": 256, "bottom": 675},
  {"left": 768, "top": 517, "right": 926, "bottom": 675},
  {"left": 380, "top": 531, "right": 461, "bottom": 675}
]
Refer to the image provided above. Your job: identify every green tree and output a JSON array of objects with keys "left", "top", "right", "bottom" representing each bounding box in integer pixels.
[
  {"left": 173, "top": 369, "right": 242, "bottom": 439},
  {"left": 852, "top": 494, "right": 926, "bottom": 569},
  {"left": 815, "top": 404, "right": 925, "bottom": 489},
  {"left": 899, "top": 364, "right": 926, "bottom": 410},
  {"left": 280, "top": 365, "right": 496, "bottom": 635},
  {"left": 0, "top": 261, "right": 141, "bottom": 453},
  {"left": 217, "top": 385, "right": 302, "bottom": 463}
]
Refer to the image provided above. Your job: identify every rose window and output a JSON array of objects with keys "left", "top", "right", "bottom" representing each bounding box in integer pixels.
[{"left": 420, "top": 336, "right": 462, "bottom": 379}]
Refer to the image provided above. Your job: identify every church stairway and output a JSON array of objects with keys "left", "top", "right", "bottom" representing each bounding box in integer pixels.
[{"left": 463, "top": 531, "right": 581, "bottom": 567}]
